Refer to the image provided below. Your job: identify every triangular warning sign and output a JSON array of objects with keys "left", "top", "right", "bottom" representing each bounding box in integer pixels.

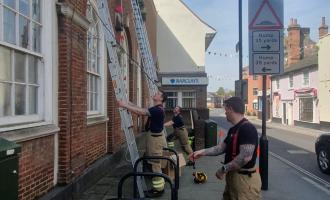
[{"left": 249, "top": 0, "right": 283, "bottom": 29}]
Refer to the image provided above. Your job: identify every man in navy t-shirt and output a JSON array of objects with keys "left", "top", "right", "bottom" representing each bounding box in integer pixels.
[
  {"left": 165, "top": 106, "right": 193, "bottom": 164},
  {"left": 118, "top": 91, "right": 167, "bottom": 197}
]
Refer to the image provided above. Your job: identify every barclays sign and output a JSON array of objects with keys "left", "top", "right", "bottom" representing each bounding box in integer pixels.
[{"left": 162, "top": 77, "right": 208, "bottom": 85}]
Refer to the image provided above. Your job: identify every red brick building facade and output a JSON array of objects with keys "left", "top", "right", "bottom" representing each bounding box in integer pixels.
[
  {"left": 0, "top": 0, "right": 156, "bottom": 199},
  {"left": 244, "top": 67, "right": 271, "bottom": 117}
]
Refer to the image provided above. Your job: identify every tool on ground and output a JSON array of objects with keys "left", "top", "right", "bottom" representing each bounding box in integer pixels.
[
  {"left": 191, "top": 152, "right": 207, "bottom": 184},
  {"left": 192, "top": 171, "right": 208, "bottom": 184}
]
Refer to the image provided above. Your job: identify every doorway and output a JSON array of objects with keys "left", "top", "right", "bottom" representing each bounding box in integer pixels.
[{"left": 283, "top": 103, "right": 287, "bottom": 124}]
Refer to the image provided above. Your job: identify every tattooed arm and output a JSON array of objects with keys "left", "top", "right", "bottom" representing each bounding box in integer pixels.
[
  {"left": 216, "top": 144, "right": 255, "bottom": 179},
  {"left": 224, "top": 144, "right": 255, "bottom": 172},
  {"left": 204, "top": 142, "right": 227, "bottom": 156},
  {"left": 190, "top": 142, "right": 227, "bottom": 161}
]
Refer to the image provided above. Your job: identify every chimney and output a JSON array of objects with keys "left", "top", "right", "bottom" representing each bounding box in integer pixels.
[
  {"left": 290, "top": 18, "right": 294, "bottom": 25},
  {"left": 319, "top": 17, "right": 328, "bottom": 39},
  {"left": 287, "top": 18, "right": 302, "bottom": 65}
]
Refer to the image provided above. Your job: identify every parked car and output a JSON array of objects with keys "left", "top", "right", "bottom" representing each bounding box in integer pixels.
[{"left": 315, "top": 133, "right": 330, "bottom": 174}]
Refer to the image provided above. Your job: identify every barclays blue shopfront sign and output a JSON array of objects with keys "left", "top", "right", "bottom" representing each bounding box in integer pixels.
[{"left": 162, "top": 77, "right": 208, "bottom": 85}]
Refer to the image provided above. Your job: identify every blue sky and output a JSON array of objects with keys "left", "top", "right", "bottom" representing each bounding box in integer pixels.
[{"left": 181, "top": 0, "right": 330, "bottom": 92}]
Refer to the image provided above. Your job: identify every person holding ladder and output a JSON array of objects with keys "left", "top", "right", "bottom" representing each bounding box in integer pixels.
[{"left": 165, "top": 106, "right": 194, "bottom": 166}]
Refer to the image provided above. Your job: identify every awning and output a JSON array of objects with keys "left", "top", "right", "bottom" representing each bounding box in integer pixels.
[
  {"left": 253, "top": 99, "right": 258, "bottom": 103},
  {"left": 294, "top": 88, "right": 317, "bottom": 97}
]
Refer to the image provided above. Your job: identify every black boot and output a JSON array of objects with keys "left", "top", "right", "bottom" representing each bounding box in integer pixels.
[{"left": 144, "top": 188, "right": 165, "bottom": 198}]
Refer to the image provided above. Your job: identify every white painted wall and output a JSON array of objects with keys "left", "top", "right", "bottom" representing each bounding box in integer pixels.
[
  {"left": 318, "top": 34, "right": 330, "bottom": 123},
  {"left": 153, "top": 0, "right": 216, "bottom": 73}
]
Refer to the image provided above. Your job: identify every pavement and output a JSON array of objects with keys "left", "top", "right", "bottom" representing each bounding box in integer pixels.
[
  {"left": 79, "top": 116, "right": 330, "bottom": 200},
  {"left": 246, "top": 115, "right": 328, "bottom": 138}
]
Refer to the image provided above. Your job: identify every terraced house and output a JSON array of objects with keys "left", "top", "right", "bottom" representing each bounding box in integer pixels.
[{"left": 271, "top": 18, "right": 328, "bottom": 128}]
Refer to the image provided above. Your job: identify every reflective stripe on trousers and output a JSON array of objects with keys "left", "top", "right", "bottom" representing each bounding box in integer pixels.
[{"left": 152, "top": 177, "right": 165, "bottom": 191}]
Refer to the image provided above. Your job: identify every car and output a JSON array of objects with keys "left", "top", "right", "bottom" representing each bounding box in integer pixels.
[{"left": 315, "top": 133, "right": 330, "bottom": 174}]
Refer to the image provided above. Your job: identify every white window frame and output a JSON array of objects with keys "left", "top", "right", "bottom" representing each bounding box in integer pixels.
[
  {"left": 276, "top": 78, "right": 280, "bottom": 89},
  {"left": 164, "top": 91, "right": 197, "bottom": 108},
  {"left": 302, "top": 71, "right": 309, "bottom": 87},
  {"left": 253, "top": 88, "right": 258, "bottom": 96},
  {"left": 253, "top": 102, "right": 258, "bottom": 110},
  {"left": 86, "top": 0, "right": 105, "bottom": 117},
  {"left": 164, "top": 91, "right": 178, "bottom": 108},
  {"left": 299, "top": 97, "right": 313, "bottom": 122},
  {"left": 258, "top": 97, "right": 262, "bottom": 111},
  {"left": 289, "top": 74, "right": 293, "bottom": 89},
  {"left": 0, "top": 0, "right": 55, "bottom": 128},
  {"left": 182, "top": 91, "right": 196, "bottom": 108}
]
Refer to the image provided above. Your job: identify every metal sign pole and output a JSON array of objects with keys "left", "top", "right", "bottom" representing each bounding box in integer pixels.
[
  {"left": 249, "top": 0, "right": 283, "bottom": 190},
  {"left": 239, "top": 0, "right": 243, "bottom": 98},
  {"left": 260, "top": 75, "right": 268, "bottom": 190}
]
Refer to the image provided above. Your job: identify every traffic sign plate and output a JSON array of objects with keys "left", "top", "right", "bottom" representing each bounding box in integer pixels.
[
  {"left": 249, "top": 0, "right": 283, "bottom": 30},
  {"left": 252, "top": 30, "right": 280, "bottom": 52},
  {"left": 252, "top": 53, "right": 280, "bottom": 74}
]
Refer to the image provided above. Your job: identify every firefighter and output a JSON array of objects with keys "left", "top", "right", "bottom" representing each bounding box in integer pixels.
[
  {"left": 189, "top": 97, "right": 261, "bottom": 200},
  {"left": 118, "top": 91, "right": 167, "bottom": 197},
  {"left": 164, "top": 106, "right": 194, "bottom": 166}
]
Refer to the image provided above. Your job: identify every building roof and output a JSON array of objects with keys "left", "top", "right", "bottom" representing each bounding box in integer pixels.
[
  {"left": 320, "top": 33, "right": 330, "bottom": 40},
  {"left": 153, "top": 0, "right": 217, "bottom": 50},
  {"left": 178, "top": 0, "right": 216, "bottom": 32},
  {"left": 178, "top": 0, "right": 216, "bottom": 50},
  {"left": 272, "top": 55, "right": 318, "bottom": 78}
]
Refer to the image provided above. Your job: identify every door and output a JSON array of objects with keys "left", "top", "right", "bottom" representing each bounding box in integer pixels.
[
  {"left": 288, "top": 103, "right": 293, "bottom": 125},
  {"left": 283, "top": 103, "right": 287, "bottom": 124}
]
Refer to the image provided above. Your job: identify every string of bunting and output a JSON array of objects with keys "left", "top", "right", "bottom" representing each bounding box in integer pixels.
[
  {"left": 206, "top": 43, "right": 317, "bottom": 58},
  {"left": 207, "top": 74, "right": 236, "bottom": 81}
]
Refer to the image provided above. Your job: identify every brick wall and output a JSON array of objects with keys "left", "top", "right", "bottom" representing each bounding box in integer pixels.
[
  {"left": 319, "top": 17, "right": 328, "bottom": 39},
  {"left": 61, "top": 0, "right": 87, "bottom": 15},
  {"left": 18, "top": 136, "right": 54, "bottom": 200},
  {"left": 287, "top": 18, "right": 302, "bottom": 65},
  {"left": 58, "top": 12, "right": 88, "bottom": 184},
  {"left": 86, "top": 124, "right": 107, "bottom": 165}
]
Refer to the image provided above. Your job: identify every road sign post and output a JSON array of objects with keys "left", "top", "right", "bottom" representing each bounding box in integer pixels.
[{"left": 249, "top": 0, "right": 284, "bottom": 191}]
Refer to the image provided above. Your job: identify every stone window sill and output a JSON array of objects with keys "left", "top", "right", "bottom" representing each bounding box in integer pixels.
[
  {"left": 0, "top": 124, "right": 60, "bottom": 143},
  {"left": 87, "top": 115, "right": 109, "bottom": 126}
]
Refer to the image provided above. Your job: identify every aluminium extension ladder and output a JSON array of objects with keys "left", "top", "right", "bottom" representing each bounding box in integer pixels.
[{"left": 97, "top": 0, "right": 167, "bottom": 197}]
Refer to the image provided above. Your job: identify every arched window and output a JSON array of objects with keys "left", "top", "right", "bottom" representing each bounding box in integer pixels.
[{"left": 86, "top": 1, "right": 105, "bottom": 115}]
